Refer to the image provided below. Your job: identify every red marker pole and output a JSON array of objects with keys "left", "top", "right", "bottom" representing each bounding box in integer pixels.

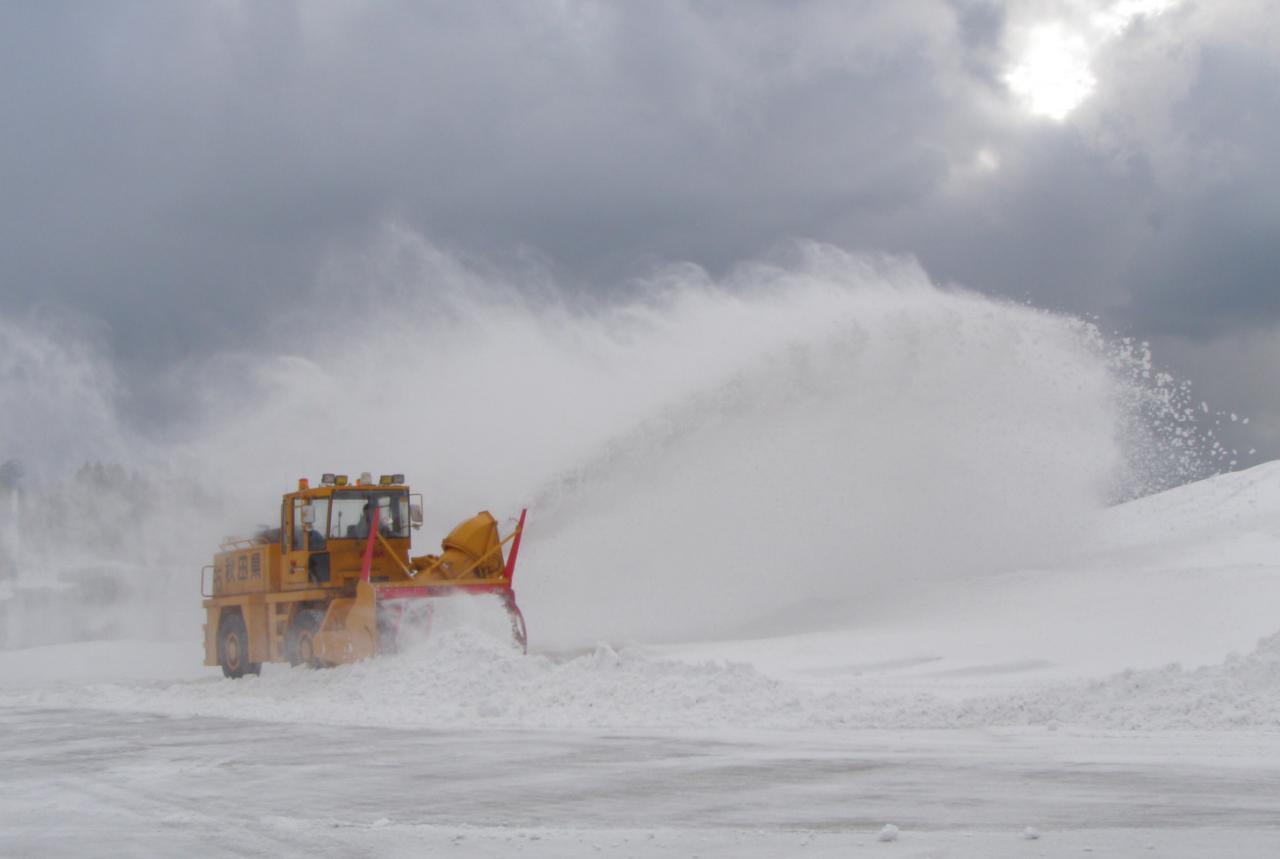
[
  {"left": 502, "top": 508, "right": 528, "bottom": 581},
  {"left": 359, "top": 506, "right": 380, "bottom": 583}
]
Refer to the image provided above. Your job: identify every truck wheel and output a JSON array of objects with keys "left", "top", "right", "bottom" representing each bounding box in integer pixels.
[
  {"left": 285, "top": 609, "right": 325, "bottom": 668},
  {"left": 218, "top": 612, "right": 260, "bottom": 679}
]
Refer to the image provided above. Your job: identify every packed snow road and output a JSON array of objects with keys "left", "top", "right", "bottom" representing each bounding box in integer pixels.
[{"left": 3, "top": 706, "right": 1280, "bottom": 858}]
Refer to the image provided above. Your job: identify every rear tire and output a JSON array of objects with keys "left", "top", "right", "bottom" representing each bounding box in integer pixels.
[
  {"left": 285, "top": 608, "right": 325, "bottom": 668},
  {"left": 217, "top": 612, "right": 260, "bottom": 679}
]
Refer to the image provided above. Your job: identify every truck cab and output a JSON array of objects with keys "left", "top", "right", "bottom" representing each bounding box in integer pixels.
[{"left": 279, "top": 477, "right": 419, "bottom": 591}]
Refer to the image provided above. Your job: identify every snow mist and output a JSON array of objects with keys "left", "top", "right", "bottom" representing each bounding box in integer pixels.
[{"left": 0, "top": 233, "right": 1219, "bottom": 647}]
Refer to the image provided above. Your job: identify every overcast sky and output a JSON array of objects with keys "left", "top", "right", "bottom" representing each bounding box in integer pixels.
[{"left": 2, "top": 0, "right": 1277, "bottom": 463}]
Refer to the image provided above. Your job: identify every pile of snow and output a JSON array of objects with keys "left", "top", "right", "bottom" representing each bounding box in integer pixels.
[
  {"left": 986, "top": 631, "right": 1280, "bottom": 731},
  {"left": 8, "top": 622, "right": 1280, "bottom": 733},
  {"left": 5, "top": 630, "right": 812, "bottom": 731}
]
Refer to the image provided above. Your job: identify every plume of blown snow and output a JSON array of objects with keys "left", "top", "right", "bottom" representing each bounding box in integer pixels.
[{"left": 0, "top": 232, "right": 1227, "bottom": 649}]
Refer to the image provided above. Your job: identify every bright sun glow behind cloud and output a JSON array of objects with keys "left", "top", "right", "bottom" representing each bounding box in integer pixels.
[
  {"left": 1005, "top": 23, "right": 1096, "bottom": 121},
  {"left": 1004, "top": 0, "right": 1179, "bottom": 121}
]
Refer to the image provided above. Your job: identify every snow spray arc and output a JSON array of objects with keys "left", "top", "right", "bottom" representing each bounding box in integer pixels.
[
  {"left": 180, "top": 235, "right": 1221, "bottom": 645},
  {"left": 0, "top": 234, "right": 1224, "bottom": 648}
]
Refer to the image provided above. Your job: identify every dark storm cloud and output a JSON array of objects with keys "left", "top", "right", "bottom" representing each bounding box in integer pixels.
[
  {"left": 0, "top": 2, "right": 984, "bottom": 327},
  {"left": 1109, "top": 39, "right": 1280, "bottom": 338},
  {"left": 0, "top": 0, "right": 1277, "bottom": 458}
]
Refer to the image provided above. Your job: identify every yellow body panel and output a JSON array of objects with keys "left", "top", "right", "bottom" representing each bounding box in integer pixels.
[{"left": 312, "top": 582, "right": 378, "bottom": 665}]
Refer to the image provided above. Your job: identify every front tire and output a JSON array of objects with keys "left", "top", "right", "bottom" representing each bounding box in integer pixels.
[
  {"left": 217, "top": 612, "right": 260, "bottom": 679},
  {"left": 285, "top": 608, "right": 325, "bottom": 668}
]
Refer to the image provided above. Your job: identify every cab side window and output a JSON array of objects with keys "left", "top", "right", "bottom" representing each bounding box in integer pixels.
[
  {"left": 292, "top": 499, "right": 305, "bottom": 551},
  {"left": 308, "top": 499, "right": 330, "bottom": 550}
]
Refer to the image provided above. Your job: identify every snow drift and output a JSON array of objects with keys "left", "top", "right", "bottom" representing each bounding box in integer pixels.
[{"left": 10, "top": 608, "right": 1280, "bottom": 733}]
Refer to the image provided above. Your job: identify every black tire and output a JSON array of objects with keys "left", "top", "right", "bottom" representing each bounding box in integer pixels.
[
  {"left": 285, "top": 608, "right": 326, "bottom": 668},
  {"left": 217, "top": 612, "right": 260, "bottom": 679}
]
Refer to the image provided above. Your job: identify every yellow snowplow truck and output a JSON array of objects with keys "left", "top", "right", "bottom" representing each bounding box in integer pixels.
[{"left": 201, "top": 473, "right": 527, "bottom": 677}]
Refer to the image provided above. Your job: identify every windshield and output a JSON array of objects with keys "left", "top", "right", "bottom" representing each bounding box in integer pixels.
[{"left": 329, "top": 490, "right": 410, "bottom": 540}]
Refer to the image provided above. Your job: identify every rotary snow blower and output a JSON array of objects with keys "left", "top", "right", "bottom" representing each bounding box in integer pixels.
[{"left": 200, "top": 473, "right": 527, "bottom": 677}]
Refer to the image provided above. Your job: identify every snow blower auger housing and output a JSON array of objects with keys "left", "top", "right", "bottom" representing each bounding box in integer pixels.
[{"left": 201, "top": 473, "right": 527, "bottom": 677}]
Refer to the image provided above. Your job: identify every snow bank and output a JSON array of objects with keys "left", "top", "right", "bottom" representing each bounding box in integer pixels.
[
  {"left": 5, "top": 631, "right": 812, "bottom": 730},
  {"left": 989, "top": 631, "right": 1280, "bottom": 731},
  {"left": 9, "top": 623, "right": 1280, "bottom": 733},
  {"left": 1095, "top": 459, "right": 1280, "bottom": 557}
]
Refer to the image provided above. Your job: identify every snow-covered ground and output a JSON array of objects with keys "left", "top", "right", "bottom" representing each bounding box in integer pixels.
[{"left": 3, "top": 461, "right": 1280, "bottom": 856}]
